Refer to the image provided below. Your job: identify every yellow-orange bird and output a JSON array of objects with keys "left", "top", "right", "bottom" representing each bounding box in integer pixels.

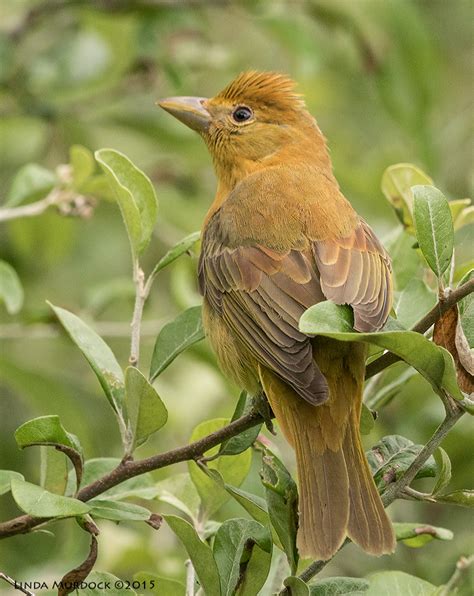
[{"left": 160, "top": 72, "right": 395, "bottom": 561}]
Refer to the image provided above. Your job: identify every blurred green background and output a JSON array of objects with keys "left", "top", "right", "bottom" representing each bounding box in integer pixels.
[{"left": 0, "top": 0, "right": 472, "bottom": 591}]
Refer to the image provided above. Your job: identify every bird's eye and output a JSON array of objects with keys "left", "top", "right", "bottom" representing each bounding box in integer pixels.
[{"left": 232, "top": 106, "right": 253, "bottom": 123}]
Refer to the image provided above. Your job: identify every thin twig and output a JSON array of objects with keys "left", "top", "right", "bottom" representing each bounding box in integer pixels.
[
  {"left": 382, "top": 407, "right": 464, "bottom": 507},
  {"left": 437, "top": 555, "right": 474, "bottom": 596},
  {"left": 0, "top": 572, "right": 35, "bottom": 596},
  {"left": 185, "top": 559, "right": 196, "bottom": 596},
  {"left": 0, "top": 192, "right": 59, "bottom": 222}
]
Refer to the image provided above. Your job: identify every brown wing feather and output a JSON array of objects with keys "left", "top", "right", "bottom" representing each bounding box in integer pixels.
[
  {"left": 313, "top": 219, "right": 392, "bottom": 332},
  {"left": 199, "top": 217, "right": 328, "bottom": 405}
]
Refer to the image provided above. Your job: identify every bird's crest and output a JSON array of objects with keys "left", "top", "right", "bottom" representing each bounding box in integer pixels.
[{"left": 214, "top": 71, "right": 305, "bottom": 110}]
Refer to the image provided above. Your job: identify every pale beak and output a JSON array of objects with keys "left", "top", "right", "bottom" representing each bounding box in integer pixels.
[{"left": 158, "top": 96, "right": 211, "bottom": 133}]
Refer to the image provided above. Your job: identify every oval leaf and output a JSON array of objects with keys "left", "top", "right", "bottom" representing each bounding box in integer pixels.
[
  {"left": 218, "top": 392, "right": 262, "bottom": 457},
  {"left": 6, "top": 163, "right": 57, "bottom": 207},
  {"left": 125, "top": 366, "right": 168, "bottom": 450},
  {"left": 95, "top": 148, "right": 158, "bottom": 256},
  {"left": 393, "top": 522, "right": 453, "bottom": 548},
  {"left": 150, "top": 306, "right": 205, "bottom": 381},
  {"left": 154, "top": 473, "right": 201, "bottom": 522},
  {"left": 11, "top": 478, "right": 90, "bottom": 518},
  {"left": 0, "top": 470, "right": 24, "bottom": 496},
  {"left": 413, "top": 185, "right": 454, "bottom": 279},
  {"left": 309, "top": 577, "right": 369, "bottom": 595},
  {"left": 381, "top": 163, "right": 433, "bottom": 234},
  {"left": 366, "top": 435, "right": 436, "bottom": 492},
  {"left": 260, "top": 449, "right": 299, "bottom": 574},
  {"left": 300, "top": 301, "right": 463, "bottom": 399},
  {"left": 89, "top": 499, "right": 151, "bottom": 521},
  {"left": 165, "top": 514, "right": 221, "bottom": 596},
  {"left": 365, "top": 571, "right": 436, "bottom": 595},
  {"left": 49, "top": 303, "right": 125, "bottom": 414},
  {"left": 15, "top": 415, "right": 82, "bottom": 453},
  {"left": 0, "top": 260, "right": 24, "bottom": 315},
  {"left": 213, "top": 518, "right": 272, "bottom": 596}
]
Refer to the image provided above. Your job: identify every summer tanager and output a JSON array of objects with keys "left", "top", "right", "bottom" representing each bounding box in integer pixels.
[{"left": 159, "top": 72, "right": 396, "bottom": 560}]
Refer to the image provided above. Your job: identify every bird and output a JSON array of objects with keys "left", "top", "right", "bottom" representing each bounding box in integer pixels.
[{"left": 159, "top": 71, "right": 396, "bottom": 561}]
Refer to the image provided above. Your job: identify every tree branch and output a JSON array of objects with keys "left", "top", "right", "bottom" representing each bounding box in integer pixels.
[
  {"left": 0, "top": 409, "right": 263, "bottom": 539},
  {"left": 365, "top": 277, "right": 474, "bottom": 379}
]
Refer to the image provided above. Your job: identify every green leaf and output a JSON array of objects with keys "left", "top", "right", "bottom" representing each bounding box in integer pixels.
[
  {"left": 213, "top": 518, "right": 272, "bottom": 596},
  {"left": 0, "top": 470, "right": 24, "bottom": 496},
  {"left": 11, "top": 478, "right": 90, "bottom": 518},
  {"left": 218, "top": 392, "right": 262, "bottom": 457},
  {"left": 454, "top": 205, "right": 474, "bottom": 231},
  {"left": 89, "top": 498, "right": 151, "bottom": 521},
  {"left": 366, "top": 435, "right": 436, "bottom": 492},
  {"left": 79, "top": 571, "right": 137, "bottom": 595},
  {"left": 95, "top": 148, "right": 158, "bottom": 256},
  {"left": 395, "top": 279, "right": 436, "bottom": 329},
  {"left": 74, "top": 458, "right": 159, "bottom": 500},
  {"left": 458, "top": 269, "right": 474, "bottom": 348},
  {"left": 5, "top": 163, "right": 57, "bottom": 207},
  {"left": 15, "top": 415, "right": 82, "bottom": 453},
  {"left": 260, "top": 449, "right": 299, "bottom": 574},
  {"left": 309, "top": 577, "right": 370, "bottom": 595},
  {"left": 381, "top": 163, "right": 433, "bottom": 234},
  {"left": 164, "top": 514, "right": 221, "bottom": 596},
  {"left": 435, "top": 489, "right": 474, "bottom": 508},
  {"left": 154, "top": 473, "right": 200, "bottom": 522},
  {"left": 365, "top": 571, "right": 437, "bottom": 595},
  {"left": 151, "top": 231, "right": 200, "bottom": 275},
  {"left": 0, "top": 260, "right": 24, "bottom": 315},
  {"left": 125, "top": 366, "right": 168, "bottom": 450},
  {"left": 49, "top": 303, "right": 125, "bottom": 414},
  {"left": 150, "top": 306, "right": 205, "bottom": 381},
  {"left": 284, "top": 576, "right": 310, "bottom": 595},
  {"left": 393, "top": 522, "right": 453, "bottom": 548},
  {"left": 365, "top": 366, "right": 417, "bottom": 410},
  {"left": 385, "top": 227, "right": 422, "bottom": 290},
  {"left": 70, "top": 144, "right": 95, "bottom": 189},
  {"left": 224, "top": 485, "right": 269, "bottom": 527},
  {"left": 133, "top": 571, "right": 185, "bottom": 596},
  {"left": 40, "top": 446, "right": 68, "bottom": 496},
  {"left": 188, "top": 418, "right": 252, "bottom": 519},
  {"left": 413, "top": 185, "right": 454, "bottom": 279},
  {"left": 449, "top": 198, "right": 471, "bottom": 223},
  {"left": 300, "top": 301, "right": 463, "bottom": 400},
  {"left": 360, "top": 403, "right": 375, "bottom": 435},
  {"left": 431, "top": 448, "right": 452, "bottom": 496}
]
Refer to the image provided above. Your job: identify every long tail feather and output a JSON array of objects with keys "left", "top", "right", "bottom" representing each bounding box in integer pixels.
[{"left": 259, "top": 340, "right": 395, "bottom": 561}]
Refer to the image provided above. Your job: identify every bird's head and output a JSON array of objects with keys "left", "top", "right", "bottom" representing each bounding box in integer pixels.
[{"left": 159, "top": 71, "right": 329, "bottom": 184}]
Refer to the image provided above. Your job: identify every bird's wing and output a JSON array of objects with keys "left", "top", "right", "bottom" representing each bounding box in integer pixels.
[
  {"left": 312, "top": 219, "right": 392, "bottom": 332},
  {"left": 199, "top": 217, "right": 329, "bottom": 405}
]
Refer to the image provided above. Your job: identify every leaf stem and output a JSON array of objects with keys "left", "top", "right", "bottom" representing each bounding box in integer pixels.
[
  {"left": 185, "top": 559, "right": 196, "bottom": 596},
  {"left": 129, "top": 261, "right": 146, "bottom": 367}
]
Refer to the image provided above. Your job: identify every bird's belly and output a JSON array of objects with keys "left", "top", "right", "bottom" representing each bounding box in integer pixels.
[{"left": 202, "top": 300, "right": 261, "bottom": 395}]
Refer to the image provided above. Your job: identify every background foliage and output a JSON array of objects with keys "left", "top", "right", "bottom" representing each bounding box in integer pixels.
[{"left": 0, "top": 0, "right": 472, "bottom": 593}]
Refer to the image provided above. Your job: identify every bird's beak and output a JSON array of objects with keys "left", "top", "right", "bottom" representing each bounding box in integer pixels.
[{"left": 158, "top": 96, "right": 211, "bottom": 133}]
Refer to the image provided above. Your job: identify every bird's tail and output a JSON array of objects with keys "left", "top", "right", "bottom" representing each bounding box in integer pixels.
[{"left": 259, "top": 339, "right": 395, "bottom": 561}]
